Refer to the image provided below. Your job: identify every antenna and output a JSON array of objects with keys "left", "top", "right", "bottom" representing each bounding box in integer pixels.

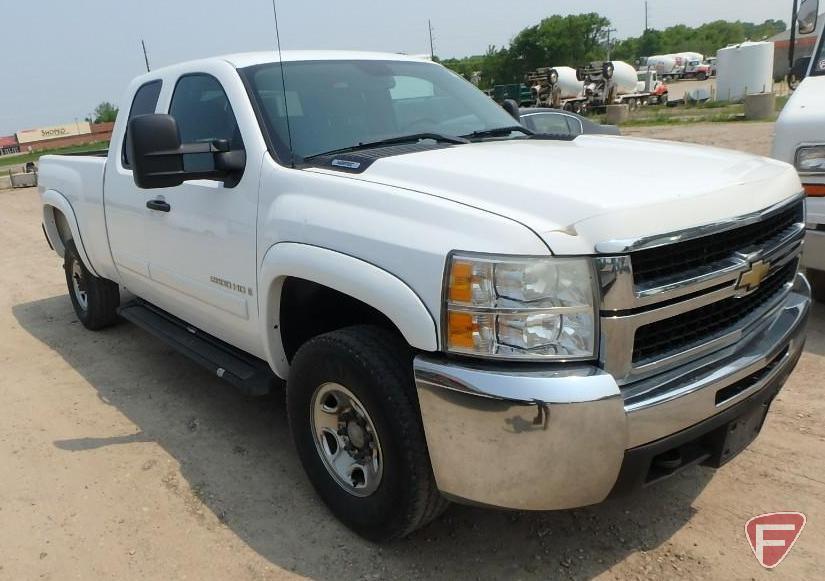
[
  {"left": 141, "top": 39, "right": 151, "bottom": 72},
  {"left": 428, "top": 19, "right": 435, "bottom": 60},
  {"left": 271, "top": 0, "right": 295, "bottom": 167}
]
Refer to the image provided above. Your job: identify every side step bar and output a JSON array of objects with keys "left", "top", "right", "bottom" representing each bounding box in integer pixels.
[{"left": 118, "top": 300, "right": 277, "bottom": 396}]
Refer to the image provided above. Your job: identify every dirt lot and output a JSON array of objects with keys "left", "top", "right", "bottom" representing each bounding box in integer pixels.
[
  {"left": 624, "top": 122, "right": 777, "bottom": 157},
  {"left": 1, "top": 122, "right": 824, "bottom": 580}
]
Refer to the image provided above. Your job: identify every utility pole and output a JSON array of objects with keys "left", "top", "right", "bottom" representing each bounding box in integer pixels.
[
  {"left": 141, "top": 39, "right": 151, "bottom": 72},
  {"left": 428, "top": 19, "right": 435, "bottom": 60},
  {"left": 606, "top": 27, "right": 617, "bottom": 61},
  {"left": 645, "top": 1, "right": 649, "bottom": 31}
]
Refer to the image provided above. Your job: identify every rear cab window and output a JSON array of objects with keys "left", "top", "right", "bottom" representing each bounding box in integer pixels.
[{"left": 122, "top": 80, "right": 162, "bottom": 168}]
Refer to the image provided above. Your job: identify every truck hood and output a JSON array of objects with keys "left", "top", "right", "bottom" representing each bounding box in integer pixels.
[{"left": 324, "top": 136, "right": 801, "bottom": 254}]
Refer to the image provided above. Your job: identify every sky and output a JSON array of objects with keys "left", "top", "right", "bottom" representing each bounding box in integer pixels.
[{"left": 0, "top": 0, "right": 791, "bottom": 135}]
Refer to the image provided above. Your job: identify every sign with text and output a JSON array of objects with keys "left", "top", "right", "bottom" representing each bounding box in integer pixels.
[{"left": 17, "top": 122, "right": 91, "bottom": 144}]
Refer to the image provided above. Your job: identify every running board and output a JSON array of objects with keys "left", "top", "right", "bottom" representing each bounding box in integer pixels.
[{"left": 118, "top": 300, "right": 276, "bottom": 396}]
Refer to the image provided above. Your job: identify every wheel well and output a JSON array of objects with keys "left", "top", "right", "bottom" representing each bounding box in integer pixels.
[
  {"left": 279, "top": 277, "right": 403, "bottom": 361},
  {"left": 43, "top": 206, "right": 73, "bottom": 257},
  {"left": 51, "top": 207, "right": 73, "bottom": 244}
]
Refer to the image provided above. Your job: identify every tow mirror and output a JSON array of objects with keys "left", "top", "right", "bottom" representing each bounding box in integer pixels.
[
  {"left": 792, "top": 56, "right": 812, "bottom": 84},
  {"left": 799, "top": 0, "right": 819, "bottom": 35},
  {"left": 128, "top": 114, "right": 245, "bottom": 189}
]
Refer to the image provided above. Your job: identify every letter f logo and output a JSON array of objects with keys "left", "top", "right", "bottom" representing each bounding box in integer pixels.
[{"left": 745, "top": 512, "right": 806, "bottom": 568}]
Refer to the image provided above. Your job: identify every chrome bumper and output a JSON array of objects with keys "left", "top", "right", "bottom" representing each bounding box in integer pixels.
[{"left": 414, "top": 275, "right": 810, "bottom": 511}]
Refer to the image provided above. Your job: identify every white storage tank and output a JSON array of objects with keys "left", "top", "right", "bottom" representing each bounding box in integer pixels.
[
  {"left": 610, "top": 61, "right": 640, "bottom": 95},
  {"left": 716, "top": 41, "right": 774, "bottom": 102},
  {"left": 550, "top": 66, "right": 584, "bottom": 99}
]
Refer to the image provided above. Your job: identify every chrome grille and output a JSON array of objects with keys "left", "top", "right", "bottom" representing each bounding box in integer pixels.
[
  {"left": 596, "top": 194, "right": 806, "bottom": 385},
  {"left": 632, "top": 261, "right": 797, "bottom": 364},
  {"left": 631, "top": 200, "right": 804, "bottom": 288}
]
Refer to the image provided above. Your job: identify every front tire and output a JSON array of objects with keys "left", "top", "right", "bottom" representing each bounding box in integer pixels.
[
  {"left": 287, "top": 325, "right": 447, "bottom": 541},
  {"left": 807, "top": 269, "right": 825, "bottom": 302},
  {"left": 63, "top": 239, "right": 120, "bottom": 330}
]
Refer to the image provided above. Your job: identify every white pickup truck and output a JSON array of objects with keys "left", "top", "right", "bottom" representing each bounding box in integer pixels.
[
  {"left": 774, "top": 1, "right": 825, "bottom": 299},
  {"left": 39, "top": 50, "right": 810, "bottom": 541}
]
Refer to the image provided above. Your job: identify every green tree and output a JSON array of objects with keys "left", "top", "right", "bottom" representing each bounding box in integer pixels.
[
  {"left": 441, "top": 15, "right": 787, "bottom": 89},
  {"left": 613, "top": 19, "right": 786, "bottom": 62},
  {"left": 443, "top": 13, "right": 611, "bottom": 88},
  {"left": 92, "top": 102, "right": 118, "bottom": 124}
]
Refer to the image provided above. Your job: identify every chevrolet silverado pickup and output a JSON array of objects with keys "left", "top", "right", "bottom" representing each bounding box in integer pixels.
[
  {"left": 774, "top": 1, "right": 825, "bottom": 300},
  {"left": 39, "top": 50, "right": 810, "bottom": 541}
]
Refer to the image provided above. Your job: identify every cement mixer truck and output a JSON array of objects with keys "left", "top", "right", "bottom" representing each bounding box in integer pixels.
[
  {"left": 526, "top": 66, "right": 585, "bottom": 111},
  {"left": 640, "top": 53, "right": 710, "bottom": 80},
  {"left": 569, "top": 61, "right": 661, "bottom": 113}
]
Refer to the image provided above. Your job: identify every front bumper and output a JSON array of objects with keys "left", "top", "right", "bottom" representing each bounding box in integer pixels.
[{"left": 414, "top": 275, "right": 810, "bottom": 511}]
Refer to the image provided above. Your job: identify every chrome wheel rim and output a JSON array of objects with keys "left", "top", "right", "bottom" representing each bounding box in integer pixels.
[
  {"left": 310, "top": 383, "right": 383, "bottom": 497},
  {"left": 71, "top": 260, "right": 89, "bottom": 311}
]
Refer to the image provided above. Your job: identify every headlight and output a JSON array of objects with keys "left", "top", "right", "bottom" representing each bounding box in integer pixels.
[
  {"left": 796, "top": 146, "right": 825, "bottom": 174},
  {"left": 444, "top": 253, "right": 597, "bottom": 360}
]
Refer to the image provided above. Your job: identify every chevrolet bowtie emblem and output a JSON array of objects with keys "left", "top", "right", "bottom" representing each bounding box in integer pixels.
[{"left": 736, "top": 260, "right": 771, "bottom": 292}]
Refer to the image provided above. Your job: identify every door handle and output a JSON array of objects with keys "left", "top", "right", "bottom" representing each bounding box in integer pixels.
[{"left": 146, "top": 199, "right": 171, "bottom": 212}]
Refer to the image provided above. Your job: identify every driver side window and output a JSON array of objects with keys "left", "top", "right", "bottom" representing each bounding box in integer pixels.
[{"left": 169, "top": 74, "right": 244, "bottom": 172}]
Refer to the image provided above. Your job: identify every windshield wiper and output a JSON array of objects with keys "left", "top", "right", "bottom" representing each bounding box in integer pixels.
[
  {"left": 305, "top": 133, "right": 469, "bottom": 159},
  {"left": 461, "top": 125, "right": 534, "bottom": 139}
]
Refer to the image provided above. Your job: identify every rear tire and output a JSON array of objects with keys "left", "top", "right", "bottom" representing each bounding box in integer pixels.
[
  {"left": 807, "top": 269, "right": 825, "bottom": 302},
  {"left": 63, "top": 239, "right": 120, "bottom": 330},
  {"left": 286, "top": 325, "right": 448, "bottom": 541}
]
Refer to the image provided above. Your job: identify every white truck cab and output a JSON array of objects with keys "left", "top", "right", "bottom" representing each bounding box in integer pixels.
[
  {"left": 774, "top": 0, "right": 825, "bottom": 298},
  {"left": 39, "top": 50, "right": 810, "bottom": 541}
]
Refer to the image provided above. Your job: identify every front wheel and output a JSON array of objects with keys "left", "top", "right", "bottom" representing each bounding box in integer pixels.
[
  {"left": 807, "top": 269, "right": 825, "bottom": 302},
  {"left": 287, "top": 326, "right": 448, "bottom": 541},
  {"left": 63, "top": 239, "right": 120, "bottom": 330}
]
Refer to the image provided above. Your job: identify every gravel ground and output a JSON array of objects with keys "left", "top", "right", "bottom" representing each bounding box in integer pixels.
[
  {"left": 624, "top": 122, "right": 777, "bottom": 157},
  {"left": 1, "top": 122, "right": 823, "bottom": 580}
]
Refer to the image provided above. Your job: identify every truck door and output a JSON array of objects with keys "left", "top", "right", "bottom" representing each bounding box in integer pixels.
[
  {"left": 142, "top": 72, "right": 263, "bottom": 356},
  {"left": 104, "top": 79, "right": 164, "bottom": 299}
]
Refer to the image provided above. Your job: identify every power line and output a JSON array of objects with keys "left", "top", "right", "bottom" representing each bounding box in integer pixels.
[{"left": 605, "top": 27, "right": 618, "bottom": 61}]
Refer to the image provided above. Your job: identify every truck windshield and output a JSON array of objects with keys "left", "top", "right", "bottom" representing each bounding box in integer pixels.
[{"left": 241, "top": 59, "right": 519, "bottom": 161}]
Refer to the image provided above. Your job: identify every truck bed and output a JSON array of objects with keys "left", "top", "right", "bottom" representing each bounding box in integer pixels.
[{"left": 38, "top": 153, "right": 114, "bottom": 279}]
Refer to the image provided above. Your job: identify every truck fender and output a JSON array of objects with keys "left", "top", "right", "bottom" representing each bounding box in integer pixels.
[
  {"left": 41, "top": 189, "right": 99, "bottom": 277},
  {"left": 259, "top": 243, "right": 439, "bottom": 379}
]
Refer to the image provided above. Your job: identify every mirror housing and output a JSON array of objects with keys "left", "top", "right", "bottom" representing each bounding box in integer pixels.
[
  {"left": 799, "top": 0, "right": 819, "bottom": 35},
  {"left": 501, "top": 99, "right": 520, "bottom": 121},
  {"left": 792, "top": 56, "right": 812, "bottom": 84},
  {"left": 128, "top": 114, "right": 245, "bottom": 189}
]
